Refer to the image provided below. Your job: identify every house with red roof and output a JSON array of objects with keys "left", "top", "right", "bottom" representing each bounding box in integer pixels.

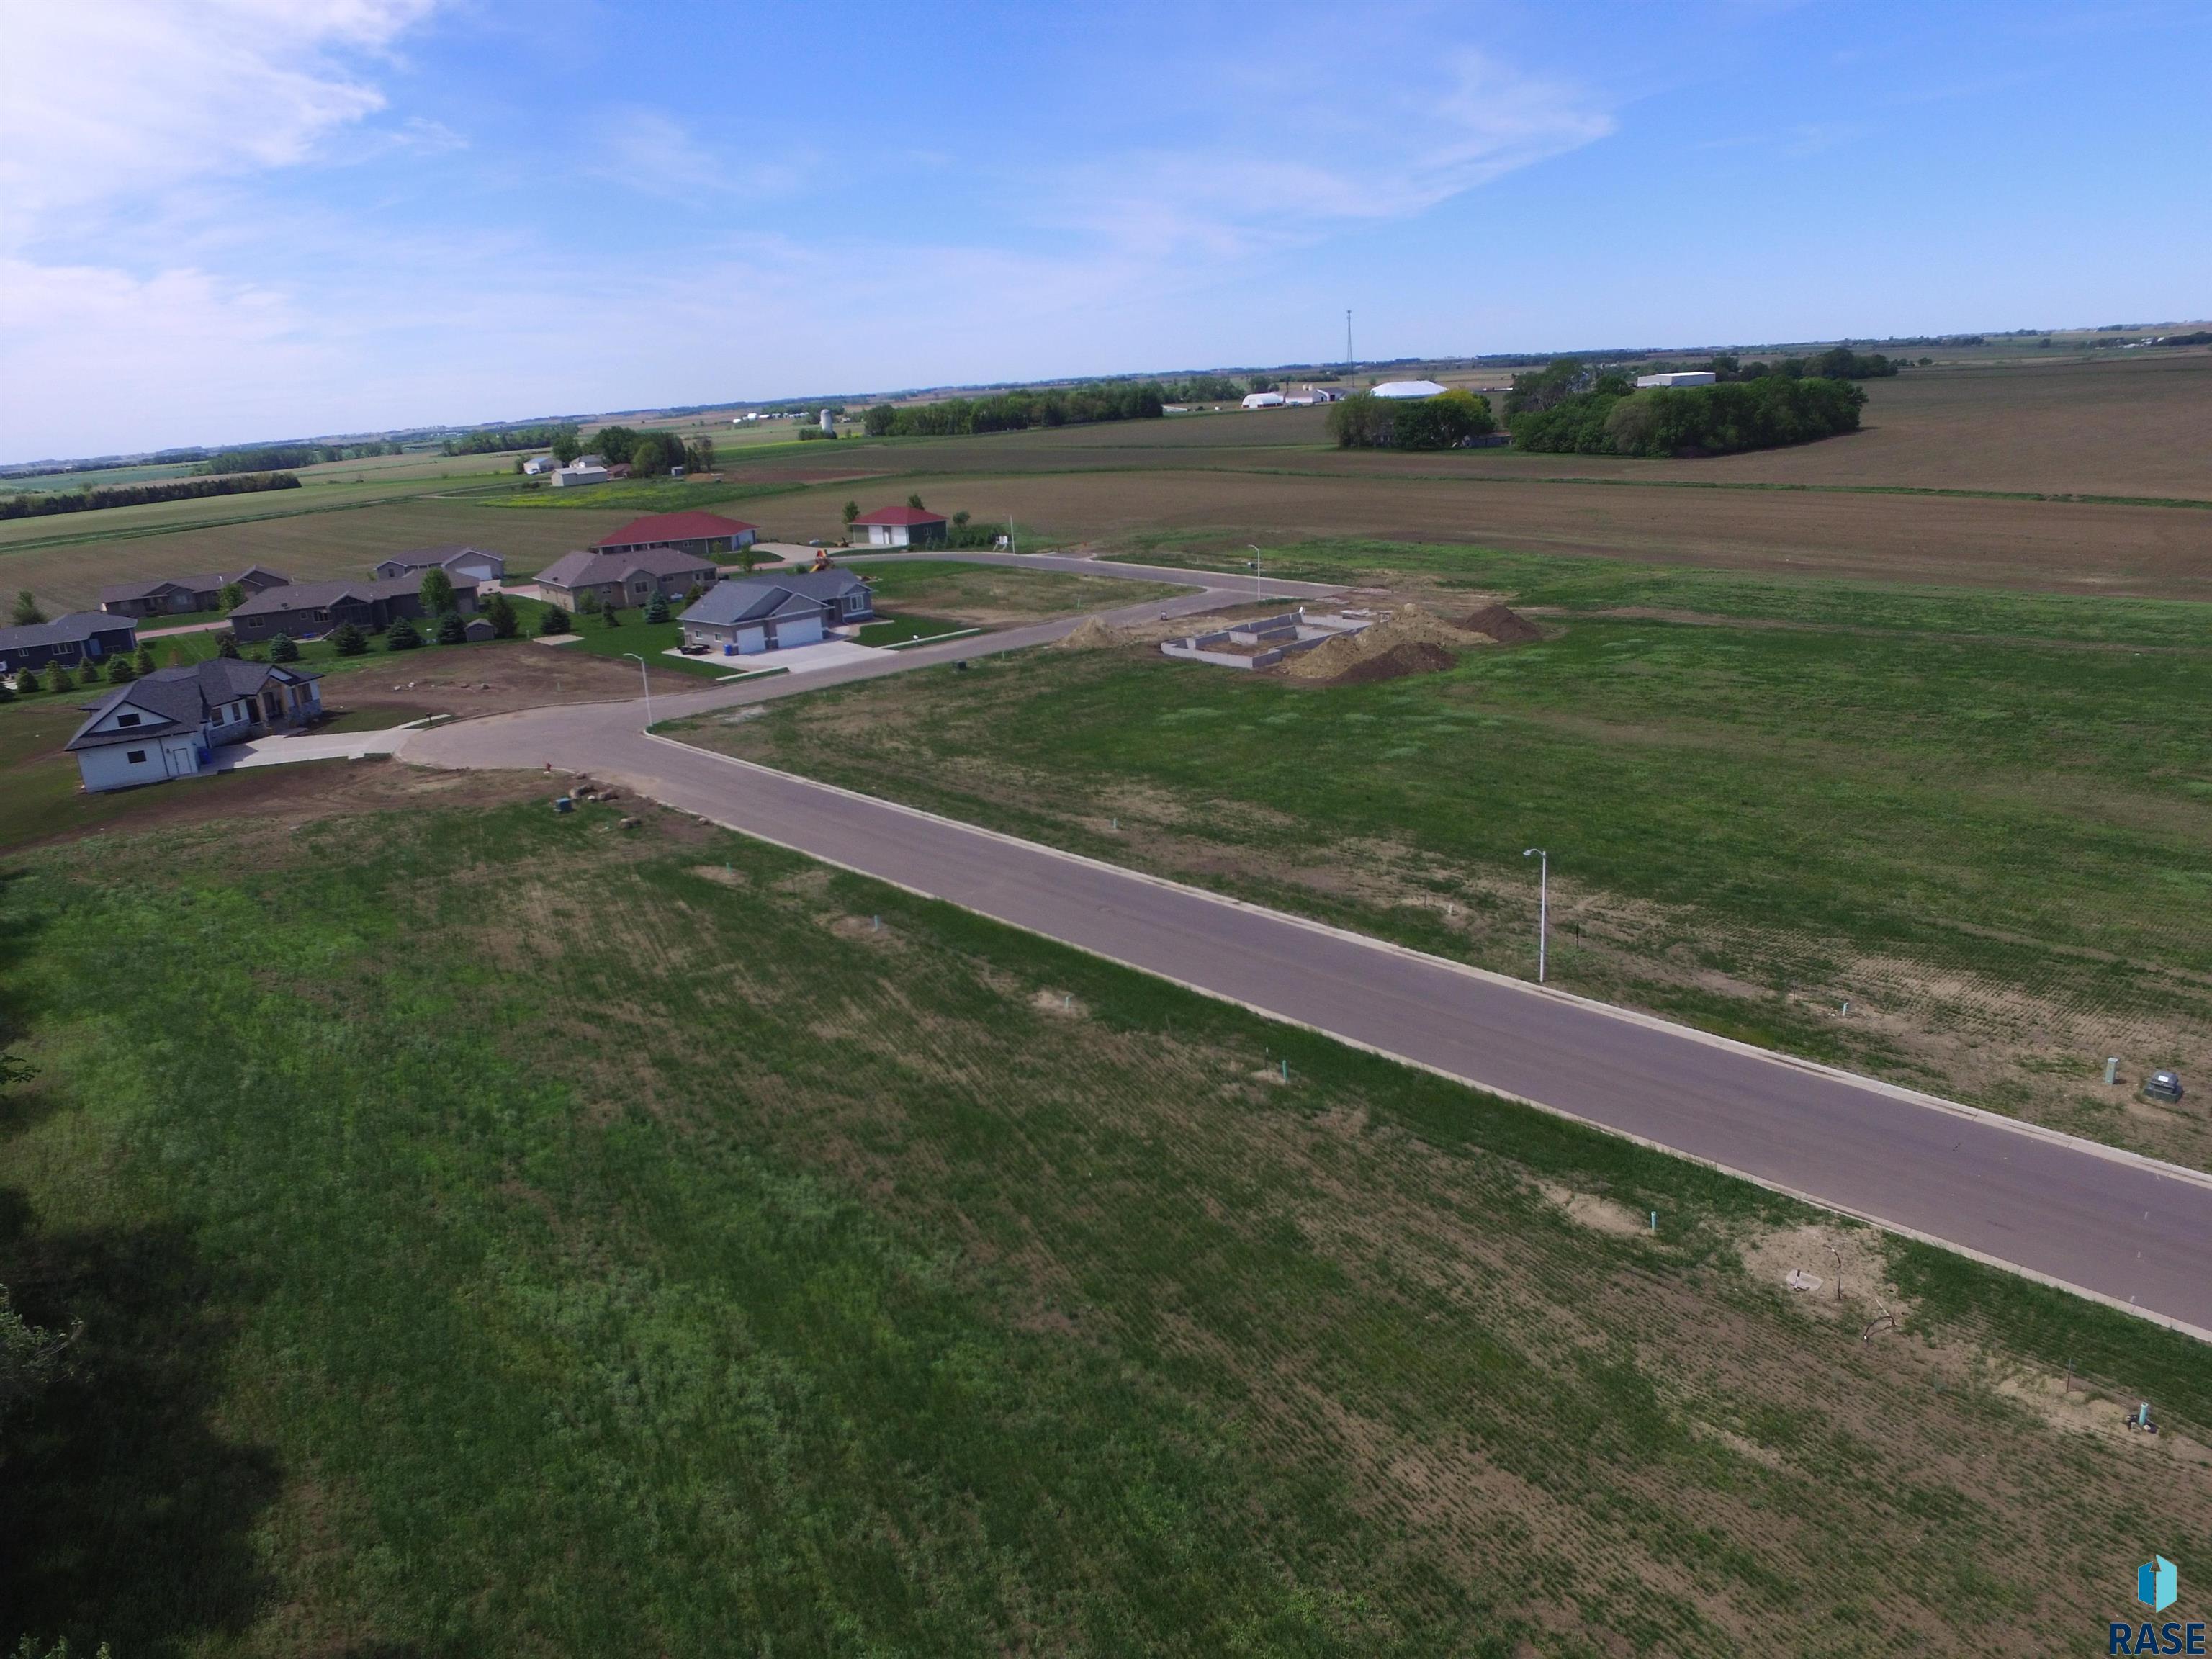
[
  {"left": 847, "top": 504, "right": 948, "bottom": 549},
  {"left": 591, "top": 510, "right": 759, "bottom": 560}
]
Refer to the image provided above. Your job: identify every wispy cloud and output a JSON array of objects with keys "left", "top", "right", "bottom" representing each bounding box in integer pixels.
[{"left": 583, "top": 107, "right": 811, "bottom": 201}]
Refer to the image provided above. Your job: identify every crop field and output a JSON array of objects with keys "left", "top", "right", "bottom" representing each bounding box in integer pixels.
[
  {"left": 2, "top": 791, "right": 2205, "bottom": 1655},
  {"left": 671, "top": 540, "right": 2212, "bottom": 1173}
]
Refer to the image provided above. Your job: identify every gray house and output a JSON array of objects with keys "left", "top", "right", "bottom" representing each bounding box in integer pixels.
[
  {"left": 678, "top": 570, "right": 875, "bottom": 656},
  {"left": 228, "top": 576, "right": 477, "bottom": 644},
  {"left": 372, "top": 544, "right": 506, "bottom": 584},
  {"left": 0, "top": 611, "right": 140, "bottom": 677},
  {"left": 66, "top": 658, "right": 323, "bottom": 791},
  {"left": 99, "top": 565, "right": 290, "bottom": 619}
]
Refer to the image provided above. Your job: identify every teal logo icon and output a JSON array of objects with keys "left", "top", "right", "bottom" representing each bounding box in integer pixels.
[{"left": 2139, "top": 1556, "right": 2179, "bottom": 1614}]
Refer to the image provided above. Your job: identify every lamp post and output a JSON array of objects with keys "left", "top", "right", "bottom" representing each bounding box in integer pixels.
[
  {"left": 1248, "top": 544, "right": 1264, "bottom": 605},
  {"left": 621, "top": 652, "right": 653, "bottom": 731},
  {"left": 1523, "top": 847, "right": 1548, "bottom": 984}
]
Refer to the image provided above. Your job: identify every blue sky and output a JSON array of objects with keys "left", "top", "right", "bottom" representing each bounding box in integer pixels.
[{"left": 1, "top": 0, "right": 2206, "bottom": 461}]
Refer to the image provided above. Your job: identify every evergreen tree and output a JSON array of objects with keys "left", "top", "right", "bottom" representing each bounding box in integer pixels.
[
  {"left": 485, "top": 593, "right": 518, "bottom": 639},
  {"left": 601, "top": 604, "right": 621, "bottom": 629},
  {"left": 106, "top": 655, "right": 136, "bottom": 683},
  {"left": 133, "top": 644, "right": 156, "bottom": 675},
  {"left": 577, "top": 589, "right": 601, "bottom": 616},
  {"left": 331, "top": 622, "right": 367, "bottom": 656},
  {"left": 268, "top": 633, "right": 299, "bottom": 662},
  {"left": 536, "top": 606, "right": 570, "bottom": 637},
  {"left": 217, "top": 632, "right": 240, "bottom": 659},
  {"left": 77, "top": 660, "right": 102, "bottom": 687},
  {"left": 386, "top": 616, "right": 422, "bottom": 651},
  {"left": 645, "top": 592, "right": 670, "bottom": 625},
  {"left": 437, "top": 610, "right": 467, "bottom": 644}
]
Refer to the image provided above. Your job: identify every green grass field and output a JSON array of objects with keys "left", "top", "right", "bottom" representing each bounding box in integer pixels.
[
  {"left": 2, "top": 796, "right": 2203, "bottom": 1655},
  {"left": 670, "top": 541, "right": 2212, "bottom": 1171}
]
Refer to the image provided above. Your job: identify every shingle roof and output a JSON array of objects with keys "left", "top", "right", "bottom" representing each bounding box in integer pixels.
[
  {"left": 229, "top": 575, "right": 459, "bottom": 620},
  {"left": 593, "top": 511, "right": 759, "bottom": 549},
  {"left": 534, "top": 546, "right": 718, "bottom": 590},
  {"left": 378, "top": 544, "right": 502, "bottom": 572},
  {"left": 849, "top": 505, "right": 948, "bottom": 526},
  {"left": 64, "top": 659, "right": 317, "bottom": 752},
  {"left": 680, "top": 577, "right": 848, "bottom": 626},
  {"left": 96, "top": 566, "right": 288, "bottom": 605},
  {"left": 0, "top": 611, "right": 138, "bottom": 651}
]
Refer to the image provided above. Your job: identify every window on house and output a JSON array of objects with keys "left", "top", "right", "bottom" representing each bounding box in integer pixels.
[
  {"left": 126, "top": 750, "right": 148, "bottom": 764},
  {"left": 117, "top": 712, "right": 142, "bottom": 727}
]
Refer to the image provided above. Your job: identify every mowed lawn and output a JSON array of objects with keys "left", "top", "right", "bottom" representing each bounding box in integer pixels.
[
  {"left": 2, "top": 797, "right": 2204, "bottom": 1655},
  {"left": 672, "top": 541, "right": 2212, "bottom": 1171}
]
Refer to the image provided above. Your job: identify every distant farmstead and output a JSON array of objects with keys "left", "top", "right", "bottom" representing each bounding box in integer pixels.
[
  {"left": 550, "top": 455, "right": 611, "bottom": 488},
  {"left": 847, "top": 505, "right": 948, "bottom": 549},
  {"left": 1241, "top": 391, "right": 1286, "bottom": 409},
  {"left": 591, "top": 511, "right": 759, "bottom": 560}
]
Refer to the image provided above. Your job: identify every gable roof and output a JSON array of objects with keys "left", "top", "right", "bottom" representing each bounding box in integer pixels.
[
  {"left": 377, "top": 544, "right": 501, "bottom": 572},
  {"left": 228, "top": 575, "right": 469, "bottom": 622},
  {"left": 679, "top": 572, "right": 860, "bottom": 627},
  {"left": 96, "top": 565, "right": 289, "bottom": 605},
  {"left": 849, "top": 504, "right": 948, "bottom": 526},
  {"left": 0, "top": 611, "right": 138, "bottom": 652},
  {"left": 593, "top": 511, "right": 759, "bottom": 549},
  {"left": 534, "top": 546, "right": 718, "bottom": 590},
  {"left": 65, "top": 659, "right": 321, "bottom": 751}
]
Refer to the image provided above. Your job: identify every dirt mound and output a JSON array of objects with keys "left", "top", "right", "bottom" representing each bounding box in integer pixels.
[
  {"left": 1457, "top": 603, "right": 1542, "bottom": 644},
  {"left": 1323, "top": 642, "right": 1457, "bottom": 687},
  {"left": 1280, "top": 603, "right": 1474, "bottom": 683},
  {"left": 1056, "top": 616, "right": 1129, "bottom": 650}
]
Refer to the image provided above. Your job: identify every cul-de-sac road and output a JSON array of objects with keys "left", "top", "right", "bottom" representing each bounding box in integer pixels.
[{"left": 404, "top": 553, "right": 2212, "bottom": 1339}]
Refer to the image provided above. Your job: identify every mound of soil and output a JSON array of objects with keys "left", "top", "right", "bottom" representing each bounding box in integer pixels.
[
  {"left": 1056, "top": 616, "right": 1129, "bottom": 650},
  {"left": 1280, "top": 603, "right": 1474, "bottom": 682},
  {"left": 1321, "top": 641, "right": 1457, "bottom": 687},
  {"left": 1457, "top": 603, "right": 1542, "bottom": 644}
]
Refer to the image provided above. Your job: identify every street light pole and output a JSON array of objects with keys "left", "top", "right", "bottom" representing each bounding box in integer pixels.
[
  {"left": 1522, "top": 848, "right": 1548, "bottom": 984},
  {"left": 1248, "top": 544, "right": 1263, "bottom": 605},
  {"left": 621, "top": 652, "right": 653, "bottom": 731}
]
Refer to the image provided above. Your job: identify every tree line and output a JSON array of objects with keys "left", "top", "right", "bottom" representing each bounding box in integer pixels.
[
  {"left": 863, "top": 382, "right": 1165, "bottom": 438},
  {"left": 444, "top": 422, "right": 580, "bottom": 457},
  {"left": 1509, "top": 373, "right": 1866, "bottom": 457},
  {"left": 1326, "top": 390, "right": 1496, "bottom": 450},
  {"left": 194, "top": 442, "right": 400, "bottom": 474},
  {"left": 0, "top": 471, "right": 302, "bottom": 521},
  {"left": 576, "top": 427, "right": 715, "bottom": 474}
]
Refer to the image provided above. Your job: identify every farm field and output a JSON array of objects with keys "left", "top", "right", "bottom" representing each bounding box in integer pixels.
[
  {"left": 2, "top": 791, "right": 2205, "bottom": 1655},
  {"left": 670, "top": 540, "right": 2212, "bottom": 1173}
]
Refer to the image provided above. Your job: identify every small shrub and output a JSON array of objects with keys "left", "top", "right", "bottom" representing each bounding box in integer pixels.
[
  {"left": 106, "top": 656, "right": 135, "bottom": 683},
  {"left": 216, "top": 632, "right": 240, "bottom": 659},
  {"left": 76, "top": 661, "right": 102, "bottom": 688},
  {"left": 537, "top": 606, "right": 571, "bottom": 637},
  {"left": 577, "top": 590, "right": 601, "bottom": 616},
  {"left": 268, "top": 633, "right": 300, "bottom": 662},
  {"left": 601, "top": 606, "right": 621, "bottom": 630}
]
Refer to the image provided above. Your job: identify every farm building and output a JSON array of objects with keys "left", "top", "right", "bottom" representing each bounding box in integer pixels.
[
  {"left": 1241, "top": 392, "right": 1286, "bottom": 409},
  {"left": 678, "top": 570, "right": 876, "bottom": 657},
  {"left": 847, "top": 505, "right": 948, "bottom": 549},
  {"left": 1370, "top": 379, "right": 1449, "bottom": 400},
  {"left": 228, "top": 576, "right": 476, "bottom": 644},
  {"left": 0, "top": 611, "right": 140, "bottom": 676},
  {"left": 65, "top": 658, "right": 323, "bottom": 792},
  {"left": 550, "top": 455, "right": 610, "bottom": 488},
  {"left": 99, "top": 565, "right": 289, "bottom": 619},
  {"left": 373, "top": 544, "right": 507, "bottom": 584},
  {"left": 591, "top": 511, "right": 760, "bottom": 559},
  {"left": 534, "top": 546, "right": 719, "bottom": 612},
  {"left": 522, "top": 455, "right": 558, "bottom": 475},
  {"left": 1635, "top": 371, "right": 1718, "bottom": 388}
]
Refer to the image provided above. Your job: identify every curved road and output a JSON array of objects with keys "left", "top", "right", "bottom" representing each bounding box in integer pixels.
[{"left": 404, "top": 554, "right": 2212, "bottom": 1340}]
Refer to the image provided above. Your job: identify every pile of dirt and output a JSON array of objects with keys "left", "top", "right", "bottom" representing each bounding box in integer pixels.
[
  {"left": 1056, "top": 616, "right": 1130, "bottom": 650},
  {"left": 1325, "top": 642, "right": 1458, "bottom": 687},
  {"left": 1457, "top": 603, "right": 1542, "bottom": 644},
  {"left": 1279, "top": 603, "right": 1476, "bottom": 683}
]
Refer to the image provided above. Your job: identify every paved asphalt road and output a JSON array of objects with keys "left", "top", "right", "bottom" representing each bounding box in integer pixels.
[{"left": 405, "top": 555, "right": 2212, "bottom": 1340}]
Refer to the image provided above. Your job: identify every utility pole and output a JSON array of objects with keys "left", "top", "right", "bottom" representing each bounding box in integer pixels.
[
  {"left": 1248, "top": 544, "right": 1264, "bottom": 605},
  {"left": 621, "top": 652, "right": 653, "bottom": 731},
  {"left": 1523, "top": 848, "right": 1548, "bottom": 983},
  {"left": 1346, "top": 309, "right": 1353, "bottom": 369}
]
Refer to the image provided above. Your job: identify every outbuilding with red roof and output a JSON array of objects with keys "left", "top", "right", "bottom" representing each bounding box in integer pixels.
[
  {"left": 847, "top": 504, "right": 948, "bottom": 549},
  {"left": 591, "top": 511, "right": 760, "bottom": 560}
]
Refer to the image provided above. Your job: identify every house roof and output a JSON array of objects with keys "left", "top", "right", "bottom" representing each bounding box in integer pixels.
[
  {"left": 230, "top": 575, "right": 463, "bottom": 621},
  {"left": 1370, "top": 379, "right": 1450, "bottom": 400},
  {"left": 849, "top": 505, "right": 948, "bottom": 526},
  {"left": 377, "top": 544, "right": 502, "bottom": 572},
  {"left": 678, "top": 570, "right": 866, "bottom": 627},
  {"left": 0, "top": 611, "right": 137, "bottom": 652},
  {"left": 66, "top": 659, "right": 320, "bottom": 751},
  {"left": 593, "top": 511, "right": 759, "bottom": 549},
  {"left": 534, "top": 546, "right": 718, "bottom": 590},
  {"left": 97, "top": 565, "right": 289, "bottom": 603}
]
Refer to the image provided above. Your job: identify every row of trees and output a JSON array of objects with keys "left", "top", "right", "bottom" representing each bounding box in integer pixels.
[
  {"left": 445, "top": 422, "right": 579, "bottom": 457},
  {"left": 195, "top": 442, "right": 398, "bottom": 474},
  {"left": 1509, "top": 375, "right": 1867, "bottom": 457},
  {"left": 5, "top": 641, "right": 160, "bottom": 696},
  {"left": 1327, "top": 390, "right": 1496, "bottom": 451},
  {"left": 572, "top": 427, "right": 715, "bottom": 475},
  {"left": 862, "top": 382, "right": 1166, "bottom": 438},
  {"left": 1694, "top": 349, "right": 1899, "bottom": 382},
  {"left": 0, "top": 471, "right": 301, "bottom": 521}
]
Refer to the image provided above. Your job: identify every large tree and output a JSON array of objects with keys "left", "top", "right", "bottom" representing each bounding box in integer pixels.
[{"left": 419, "top": 568, "right": 457, "bottom": 613}]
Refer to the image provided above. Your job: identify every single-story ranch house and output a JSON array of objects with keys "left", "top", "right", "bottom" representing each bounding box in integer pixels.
[
  {"left": 0, "top": 612, "right": 140, "bottom": 677},
  {"left": 593, "top": 511, "right": 759, "bottom": 559},
  {"left": 372, "top": 544, "right": 507, "bottom": 584},
  {"left": 66, "top": 658, "right": 323, "bottom": 791},
  {"left": 534, "top": 546, "right": 719, "bottom": 612},
  {"left": 98, "top": 565, "right": 290, "bottom": 619},
  {"left": 848, "top": 505, "right": 948, "bottom": 548},
  {"left": 678, "top": 570, "right": 876, "bottom": 656},
  {"left": 228, "top": 576, "right": 477, "bottom": 644}
]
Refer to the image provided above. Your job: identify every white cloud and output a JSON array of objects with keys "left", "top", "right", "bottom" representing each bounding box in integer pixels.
[{"left": 0, "top": 0, "right": 439, "bottom": 240}]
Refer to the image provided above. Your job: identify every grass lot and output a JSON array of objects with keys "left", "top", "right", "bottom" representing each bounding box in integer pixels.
[
  {"left": 858, "top": 614, "right": 970, "bottom": 647},
  {"left": 670, "top": 541, "right": 2212, "bottom": 1171},
  {"left": 858, "top": 558, "right": 1190, "bottom": 624},
  {"left": 2, "top": 796, "right": 2204, "bottom": 1654}
]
